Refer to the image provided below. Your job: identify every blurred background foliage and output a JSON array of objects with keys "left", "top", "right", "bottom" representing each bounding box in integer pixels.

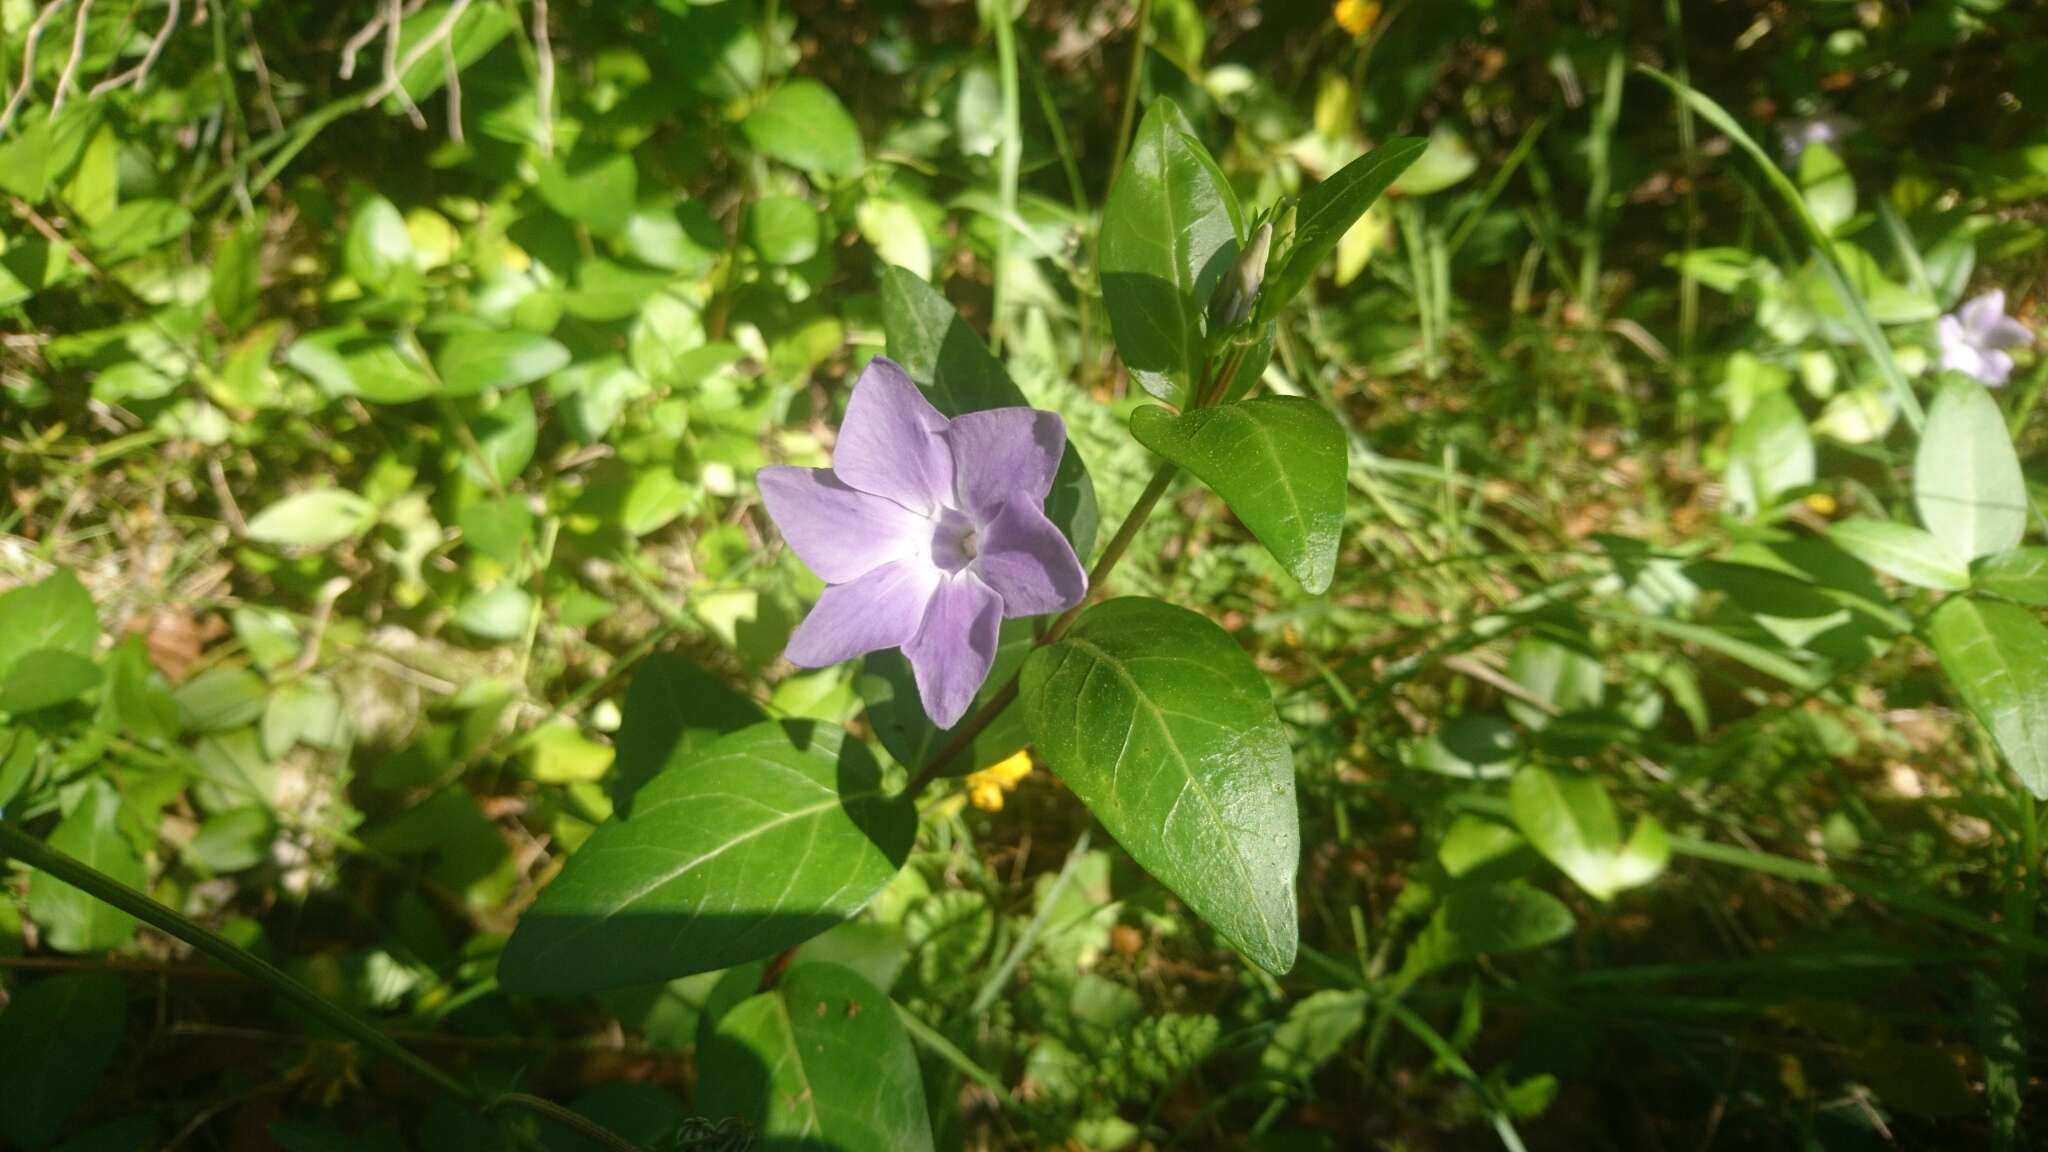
[{"left": 3, "top": 0, "right": 2048, "bottom": 1148}]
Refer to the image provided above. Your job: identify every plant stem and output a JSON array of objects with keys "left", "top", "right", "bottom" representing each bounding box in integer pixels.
[
  {"left": 988, "top": 0, "right": 1021, "bottom": 355},
  {"left": 1105, "top": 0, "right": 1153, "bottom": 201},
  {"left": 0, "top": 821, "right": 643, "bottom": 1152}
]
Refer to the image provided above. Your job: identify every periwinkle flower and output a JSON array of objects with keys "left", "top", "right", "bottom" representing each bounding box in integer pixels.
[
  {"left": 1777, "top": 113, "right": 1854, "bottom": 163},
  {"left": 759, "top": 357, "right": 1087, "bottom": 728},
  {"left": 1938, "top": 290, "right": 2034, "bottom": 387}
]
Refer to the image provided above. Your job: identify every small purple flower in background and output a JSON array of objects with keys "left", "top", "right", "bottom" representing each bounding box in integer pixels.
[
  {"left": 1777, "top": 113, "right": 1854, "bottom": 163},
  {"left": 1938, "top": 290, "right": 2034, "bottom": 387},
  {"left": 759, "top": 357, "right": 1087, "bottom": 728}
]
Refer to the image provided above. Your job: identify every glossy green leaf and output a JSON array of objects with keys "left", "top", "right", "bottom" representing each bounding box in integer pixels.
[
  {"left": 1397, "top": 882, "right": 1575, "bottom": 984},
  {"left": 500, "top": 721, "right": 915, "bottom": 994},
  {"left": 0, "top": 569, "right": 97, "bottom": 682},
  {"left": 1130, "top": 397, "right": 1347, "bottom": 592},
  {"left": 433, "top": 330, "right": 570, "bottom": 397},
  {"left": 1828, "top": 517, "right": 1970, "bottom": 591},
  {"left": 742, "top": 79, "right": 865, "bottom": 178},
  {"left": 697, "top": 962, "right": 933, "bottom": 1152},
  {"left": 0, "top": 973, "right": 127, "bottom": 1147},
  {"left": 1916, "top": 381, "right": 2027, "bottom": 563},
  {"left": 1260, "top": 136, "right": 1428, "bottom": 320},
  {"left": 1973, "top": 548, "right": 2048, "bottom": 605},
  {"left": 1508, "top": 766, "right": 1668, "bottom": 901},
  {"left": 879, "top": 266, "right": 1097, "bottom": 557},
  {"left": 608, "top": 653, "right": 765, "bottom": 807},
  {"left": 1724, "top": 390, "right": 1814, "bottom": 518},
  {"left": 1928, "top": 597, "right": 2048, "bottom": 798},
  {"left": 1021, "top": 597, "right": 1298, "bottom": 974},
  {"left": 245, "top": 488, "right": 378, "bottom": 550},
  {"left": 28, "top": 781, "right": 145, "bottom": 953},
  {"left": 1100, "top": 99, "right": 1242, "bottom": 405}
]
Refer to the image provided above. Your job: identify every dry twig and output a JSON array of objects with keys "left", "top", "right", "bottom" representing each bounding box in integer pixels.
[
  {"left": 0, "top": 0, "right": 75, "bottom": 135},
  {"left": 92, "top": 0, "right": 180, "bottom": 96},
  {"left": 48, "top": 0, "right": 96, "bottom": 118}
]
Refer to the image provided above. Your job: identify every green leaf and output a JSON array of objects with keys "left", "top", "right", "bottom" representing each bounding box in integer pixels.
[
  {"left": 245, "top": 489, "right": 378, "bottom": 550},
  {"left": 0, "top": 569, "right": 97, "bottom": 682},
  {"left": 211, "top": 219, "right": 264, "bottom": 332},
  {"left": 905, "top": 889, "right": 993, "bottom": 986},
  {"left": 1507, "top": 766, "right": 1669, "bottom": 901},
  {"left": 286, "top": 325, "right": 436, "bottom": 404},
  {"left": 1798, "top": 143, "right": 1856, "bottom": 235},
  {"left": 1397, "top": 882, "right": 1575, "bottom": 984},
  {"left": 343, "top": 194, "right": 418, "bottom": 296},
  {"left": 1260, "top": 989, "right": 1366, "bottom": 1085},
  {"left": 1100, "top": 99, "right": 1242, "bottom": 405},
  {"left": 500, "top": 721, "right": 915, "bottom": 994},
  {"left": 1387, "top": 125, "right": 1478, "bottom": 197},
  {"left": 1260, "top": 137, "right": 1428, "bottom": 320},
  {"left": 453, "top": 585, "right": 532, "bottom": 642},
  {"left": 28, "top": 781, "right": 145, "bottom": 953},
  {"left": 1828, "top": 518, "right": 1970, "bottom": 591},
  {"left": 1916, "top": 381, "right": 2027, "bottom": 563},
  {"left": 746, "top": 194, "right": 821, "bottom": 266},
  {"left": 698, "top": 963, "right": 932, "bottom": 1152},
  {"left": 1974, "top": 548, "right": 2048, "bottom": 605},
  {"left": 0, "top": 973, "right": 127, "bottom": 1147},
  {"left": 433, "top": 329, "right": 570, "bottom": 397},
  {"left": 879, "top": 267, "right": 1097, "bottom": 558},
  {"left": 1724, "top": 389, "right": 1814, "bottom": 518},
  {"left": 0, "top": 649, "right": 101, "bottom": 714},
  {"left": 0, "top": 102, "right": 101, "bottom": 200},
  {"left": 186, "top": 807, "right": 276, "bottom": 874},
  {"left": 1022, "top": 598, "right": 1298, "bottom": 974},
  {"left": 607, "top": 653, "right": 765, "bottom": 807},
  {"left": 537, "top": 147, "right": 638, "bottom": 234},
  {"left": 1928, "top": 597, "right": 2048, "bottom": 798},
  {"left": 856, "top": 197, "right": 932, "bottom": 279},
  {"left": 742, "top": 79, "right": 865, "bottom": 178},
  {"left": 88, "top": 199, "right": 193, "bottom": 264},
  {"left": 1130, "top": 398, "right": 1347, "bottom": 592},
  {"left": 1505, "top": 635, "right": 1604, "bottom": 730}
]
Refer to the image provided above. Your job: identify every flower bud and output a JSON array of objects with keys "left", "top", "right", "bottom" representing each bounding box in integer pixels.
[{"left": 1207, "top": 221, "right": 1273, "bottom": 337}]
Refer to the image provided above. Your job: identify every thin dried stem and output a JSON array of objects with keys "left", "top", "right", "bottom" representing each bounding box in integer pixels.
[
  {"left": 441, "top": 33, "right": 462, "bottom": 141},
  {"left": 48, "top": 0, "right": 95, "bottom": 118},
  {"left": 359, "top": 0, "right": 472, "bottom": 121},
  {"left": 92, "top": 0, "right": 179, "bottom": 96},
  {"left": 379, "top": 0, "right": 426, "bottom": 127},
  {"left": 531, "top": 0, "right": 553, "bottom": 157},
  {"left": 238, "top": 1, "right": 282, "bottom": 132},
  {"left": 338, "top": 4, "right": 386, "bottom": 79},
  {"left": 0, "top": 0, "right": 75, "bottom": 135}
]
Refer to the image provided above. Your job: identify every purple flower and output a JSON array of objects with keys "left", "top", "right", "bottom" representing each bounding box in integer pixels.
[
  {"left": 1777, "top": 113, "right": 1854, "bottom": 163},
  {"left": 1938, "top": 290, "right": 2034, "bottom": 387},
  {"left": 759, "top": 357, "right": 1087, "bottom": 728}
]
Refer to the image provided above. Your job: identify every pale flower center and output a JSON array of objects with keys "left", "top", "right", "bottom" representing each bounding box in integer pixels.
[{"left": 929, "top": 506, "right": 979, "bottom": 573}]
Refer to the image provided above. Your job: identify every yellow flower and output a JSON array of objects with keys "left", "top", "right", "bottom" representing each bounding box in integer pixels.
[
  {"left": 966, "top": 749, "right": 1034, "bottom": 812},
  {"left": 1804, "top": 492, "right": 1838, "bottom": 516},
  {"left": 1335, "top": 0, "right": 1380, "bottom": 37}
]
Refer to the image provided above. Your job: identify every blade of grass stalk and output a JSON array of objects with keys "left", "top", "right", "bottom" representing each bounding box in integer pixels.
[{"left": 1635, "top": 64, "right": 1924, "bottom": 433}]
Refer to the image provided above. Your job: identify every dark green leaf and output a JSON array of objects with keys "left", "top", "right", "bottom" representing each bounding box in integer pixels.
[
  {"left": 1100, "top": 99, "right": 1242, "bottom": 405},
  {"left": 1260, "top": 137, "right": 1428, "bottom": 320},
  {"left": 501, "top": 721, "right": 914, "bottom": 994},
  {"left": 742, "top": 80, "right": 865, "bottom": 178},
  {"left": 28, "top": 781, "right": 145, "bottom": 953},
  {"left": 1928, "top": 596, "right": 2048, "bottom": 798},
  {"left": 1022, "top": 597, "right": 1298, "bottom": 974},
  {"left": 1130, "top": 397, "right": 1346, "bottom": 592},
  {"left": 1398, "top": 882, "right": 1575, "bottom": 983},
  {"left": 0, "top": 973, "right": 127, "bottom": 1147},
  {"left": 697, "top": 963, "right": 933, "bottom": 1152}
]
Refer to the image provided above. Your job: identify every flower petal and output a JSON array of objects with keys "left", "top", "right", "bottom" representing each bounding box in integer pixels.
[
  {"left": 905, "top": 572, "right": 1003, "bottom": 729},
  {"left": 1982, "top": 349, "right": 2016, "bottom": 387},
  {"left": 784, "top": 558, "right": 943, "bottom": 668},
  {"left": 974, "top": 500, "right": 1087, "bottom": 618},
  {"left": 946, "top": 407, "right": 1067, "bottom": 519},
  {"left": 1961, "top": 290, "right": 2008, "bottom": 336},
  {"left": 1985, "top": 316, "right": 2035, "bottom": 351},
  {"left": 834, "top": 357, "right": 954, "bottom": 514},
  {"left": 759, "top": 466, "right": 933, "bottom": 584}
]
